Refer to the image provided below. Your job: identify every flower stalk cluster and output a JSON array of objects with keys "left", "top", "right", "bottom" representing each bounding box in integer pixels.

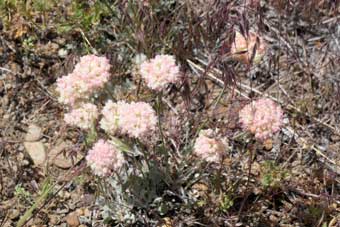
[{"left": 56, "top": 51, "right": 284, "bottom": 177}]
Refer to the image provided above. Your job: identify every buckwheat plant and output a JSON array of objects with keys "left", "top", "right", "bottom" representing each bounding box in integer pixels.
[{"left": 53, "top": 1, "right": 292, "bottom": 225}]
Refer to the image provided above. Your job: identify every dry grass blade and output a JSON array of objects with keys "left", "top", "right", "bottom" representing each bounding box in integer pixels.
[
  {"left": 193, "top": 58, "right": 340, "bottom": 137},
  {"left": 187, "top": 58, "right": 340, "bottom": 173}
]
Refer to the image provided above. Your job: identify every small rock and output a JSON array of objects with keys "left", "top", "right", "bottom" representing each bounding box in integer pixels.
[
  {"left": 56, "top": 207, "right": 69, "bottom": 214},
  {"left": 63, "top": 191, "right": 71, "bottom": 199},
  {"left": 76, "top": 208, "right": 85, "bottom": 216},
  {"left": 17, "top": 152, "right": 25, "bottom": 161},
  {"left": 22, "top": 159, "right": 30, "bottom": 166},
  {"left": 269, "top": 214, "right": 279, "bottom": 223},
  {"left": 18, "top": 145, "right": 25, "bottom": 151},
  {"left": 2, "top": 95, "right": 9, "bottom": 107},
  {"left": 32, "top": 217, "right": 44, "bottom": 225},
  {"left": 25, "top": 124, "right": 43, "bottom": 141},
  {"left": 65, "top": 211, "right": 80, "bottom": 227},
  {"left": 69, "top": 202, "right": 76, "bottom": 210},
  {"left": 58, "top": 48, "right": 68, "bottom": 58},
  {"left": 3, "top": 114, "right": 10, "bottom": 120},
  {"left": 223, "top": 157, "right": 232, "bottom": 166},
  {"left": 79, "top": 216, "right": 90, "bottom": 225},
  {"left": 24, "top": 141, "right": 46, "bottom": 166},
  {"left": 49, "top": 215, "right": 60, "bottom": 225},
  {"left": 83, "top": 208, "right": 91, "bottom": 217},
  {"left": 263, "top": 139, "right": 273, "bottom": 150},
  {"left": 49, "top": 140, "right": 83, "bottom": 169},
  {"left": 331, "top": 134, "right": 340, "bottom": 141},
  {"left": 9, "top": 209, "right": 20, "bottom": 220}
]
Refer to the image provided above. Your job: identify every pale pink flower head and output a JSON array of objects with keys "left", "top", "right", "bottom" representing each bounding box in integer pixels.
[
  {"left": 86, "top": 139, "right": 125, "bottom": 177},
  {"left": 56, "top": 73, "right": 85, "bottom": 104},
  {"left": 100, "top": 101, "right": 157, "bottom": 139},
  {"left": 193, "top": 129, "right": 226, "bottom": 163},
  {"left": 56, "top": 55, "right": 111, "bottom": 105},
  {"left": 100, "top": 100, "right": 123, "bottom": 135},
  {"left": 118, "top": 101, "right": 157, "bottom": 138},
  {"left": 139, "top": 54, "right": 181, "bottom": 91},
  {"left": 239, "top": 98, "right": 284, "bottom": 140},
  {"left": 231, "top": 32, "right": 267, "bottom": 64},
  {"left": 73, "top": 55, "right": 111, "bottom": 90},
  {"left": 64, "top": 103, "right": 98, "bottom": 129}
]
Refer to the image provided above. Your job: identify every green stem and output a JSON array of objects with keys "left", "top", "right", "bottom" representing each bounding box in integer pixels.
[
  {"left": 16, "top": 179, "right": 53, "bottom": 227},
  {"left": 156, "top": 93, "right": 166, "bottom": 148}
]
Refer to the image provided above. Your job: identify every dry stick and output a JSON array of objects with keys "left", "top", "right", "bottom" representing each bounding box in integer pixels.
[
  {"left": 187, "top": 59, "right": 339, "bottom": 169},
  {"left": 0, "top": 66, "right": 14, "bottom": 75},
  {"left": 162, "top": 97, "right": 179, "bottom": 115},
  {"left": 78, "top": 28, "right": 96, "bottom": 54}
]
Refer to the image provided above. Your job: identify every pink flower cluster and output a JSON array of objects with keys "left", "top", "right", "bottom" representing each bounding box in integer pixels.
[
  {"left": 231, "top": 32, "right": 267, "bottom": 63},
  {"left": 64, "top": 103, "right": 98, "bottom": 129},
  {"left": 100, "top": 100, "right": 157, "bottom": 138},
  {"left": 140, "top": 54, "right": 181, "bottom": 91},
  {"left": 56, "top": 55, "right": 111, "bottom": 105},
  {"left": 86, "top": 139, "right": 125, "bottom": 177},
  {"left": 239, "top": 98, "right": 284, "bottom": 140},
  {"left": 193, "top": 129, "right": 226, "bottom": 163}
]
